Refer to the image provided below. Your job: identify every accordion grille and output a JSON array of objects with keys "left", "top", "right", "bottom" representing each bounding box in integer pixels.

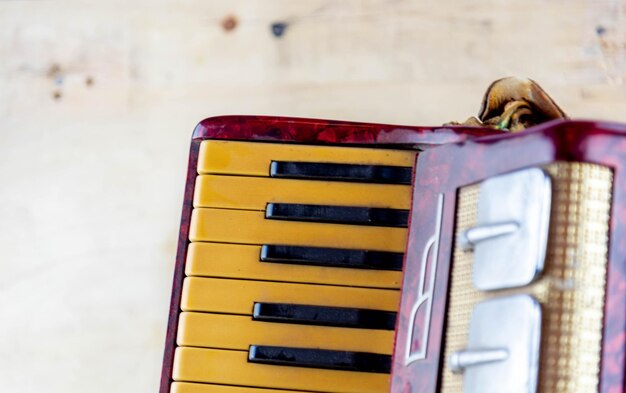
[{"left": 441, "top": 162, "right": 612, "bottom": 392}]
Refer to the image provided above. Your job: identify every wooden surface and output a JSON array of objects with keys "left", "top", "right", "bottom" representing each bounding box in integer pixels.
[{"left": 1, "top": 1, "right": 625, "bottom": 392}]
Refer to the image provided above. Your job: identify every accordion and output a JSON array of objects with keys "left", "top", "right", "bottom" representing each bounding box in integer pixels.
[{"left": 159, "top": 115, "right": 626, "bottom": 393}]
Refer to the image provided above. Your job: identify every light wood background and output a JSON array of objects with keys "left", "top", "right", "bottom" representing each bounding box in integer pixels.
[{"left": 1, "top": 0, "right": 626, "bottom": 392}]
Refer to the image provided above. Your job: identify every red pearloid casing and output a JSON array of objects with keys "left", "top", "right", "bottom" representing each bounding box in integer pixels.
[
  {"left": 158, "top": 115, "right": 496, "bottom": 393},
  {"left": 391, "top": 119, "right": 626, "bottom": 393}
]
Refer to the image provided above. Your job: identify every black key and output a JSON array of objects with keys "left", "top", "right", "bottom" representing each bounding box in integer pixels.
[
  {"left": 248, "top": 345, "right": 391, "bottom": 373},
  {"left": 252, "top": 303, "right": 397, "bottom": 330},
  {"left": 260, "top": 245, "right": 403, "bottom": 271},
  {"left": 270, "top": 161, "right": 412, "bottom": 185},
  {"left": 265, "top": 203, "right": 409, "bottom": 227}
]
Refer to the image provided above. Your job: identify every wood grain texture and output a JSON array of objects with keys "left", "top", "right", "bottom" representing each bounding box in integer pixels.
[{"left": 1, "top": 1, "right": 626, "bottom": 392}]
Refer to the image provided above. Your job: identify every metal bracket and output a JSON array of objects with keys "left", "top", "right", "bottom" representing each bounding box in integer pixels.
[
  {"left": 449, "top": 295, "right": 542, "bottom": 393},
  {"left": 464, "top": 168, "right": 552, "bottom": 291}
]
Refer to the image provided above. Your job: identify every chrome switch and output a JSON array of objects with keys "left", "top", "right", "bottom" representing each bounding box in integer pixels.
[
  {"left": 460, "top": 168, "right": 552, "bottom": 291},
  {"left": 449, "top": 295, "right": 542, "bottom": 393}
]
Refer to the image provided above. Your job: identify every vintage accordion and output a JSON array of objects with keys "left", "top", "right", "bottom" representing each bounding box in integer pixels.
[{"left": 159, "top": 115, "right": 626, "bottom": 393}]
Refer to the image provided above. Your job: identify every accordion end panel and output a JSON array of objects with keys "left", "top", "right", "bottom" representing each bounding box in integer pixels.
[{"left": 442, "top": 162, "right": 612, "bottom": 392}]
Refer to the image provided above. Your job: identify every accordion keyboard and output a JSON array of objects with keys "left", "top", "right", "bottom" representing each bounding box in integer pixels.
[{"left": 171, "top": 140, "right": 417, "bottom": 393}]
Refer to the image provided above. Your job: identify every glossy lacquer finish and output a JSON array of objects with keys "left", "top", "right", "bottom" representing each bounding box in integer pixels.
[
  {"left": 159, "top": 115, "right": 496, "bottom": 393},
  {"left": 391, "top": 119, "right": 626, "bottom": 393}
]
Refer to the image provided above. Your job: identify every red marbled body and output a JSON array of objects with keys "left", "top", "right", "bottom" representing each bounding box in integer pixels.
[
  {"left": 158, "top": 115, "right": 496, "bottom": 393},
  {"left": 391, "top": 119, "right": 626, "bottom": 393}
]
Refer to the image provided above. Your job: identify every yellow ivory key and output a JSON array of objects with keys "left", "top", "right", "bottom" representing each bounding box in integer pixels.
[
  {"left": 197, "top": 140, "right": 416, "bottom": 176},
  {"left": 193, "top": 175, "right": 411, "bottom": 210},
  {"left": 172, "top": 347, "right": 390, "bottom": 393},
  {"left": 189, "top": 208, "right": 406, "bottom": 253},
  {"left": 171, "top": 382, "right": 316, "bottom": 393},
  {"left": 180, "top": 277, "right": 399, "bottom": 314},
  {"left": 185, "top": 242, "right": 402, "bottom": 289},
  {"left": 177, "top": 312, "right": 394, "bottom": 354}
]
